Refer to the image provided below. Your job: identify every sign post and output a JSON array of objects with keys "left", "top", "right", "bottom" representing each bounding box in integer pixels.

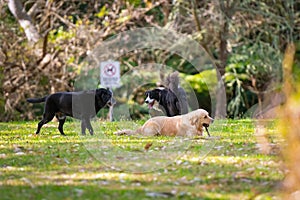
[{"left": 100, "top": 61, "right": 120, "bottom": 121}]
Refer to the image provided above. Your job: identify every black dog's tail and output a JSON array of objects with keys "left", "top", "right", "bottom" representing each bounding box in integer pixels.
[
  {"left": 165, "top": 71, "right": 189, "bottom": 114},
  {"left": 27, "top": 96, "right": 47, "bottom": 103},
  {"left": 165, "top": 71, "right": 179, "bottom": 94}
]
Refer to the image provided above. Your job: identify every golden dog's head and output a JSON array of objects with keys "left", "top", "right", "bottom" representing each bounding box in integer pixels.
[{"left": 189, "top": 109, "right": 214, "bottom": 135}]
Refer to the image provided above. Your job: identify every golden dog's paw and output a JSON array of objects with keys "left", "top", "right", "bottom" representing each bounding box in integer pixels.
[
  {"left": 113, "top": 130, "right": 126, "bottom": 135},
  {"left": 114, "top": 129, "right": 134, "bottom": 136}
]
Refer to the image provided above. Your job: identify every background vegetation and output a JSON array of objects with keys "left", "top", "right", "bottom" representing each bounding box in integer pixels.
[{"left": 0, "top": 0, "right": 299, "bottom": 120}]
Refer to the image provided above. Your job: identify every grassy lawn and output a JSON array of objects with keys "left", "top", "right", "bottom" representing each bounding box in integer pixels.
[{"left": 0, "top": 119, "right": 284, "bottom": 199}]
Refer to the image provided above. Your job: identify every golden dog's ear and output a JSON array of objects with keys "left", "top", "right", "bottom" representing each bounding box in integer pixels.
[
  {"left": 190, "top": 114, "right": 204, "bottom": 132},
  {"left": 190, "top": 115, "right": 199, "bottom": 126}
]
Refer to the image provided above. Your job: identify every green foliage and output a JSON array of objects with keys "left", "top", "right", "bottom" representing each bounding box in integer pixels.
[
  {"left": 183, "top": 70, "right": 217, "bottom": 112},
  {"left": 127, "top": 0, "right": 143, "bottom": 8},
  {"left": 48, "top": 26, "right": 75, "bottom": 43},
  {"left": 292, "top": 41, "right": 300, "bottom": 83},
  {"left": 225, "top": 42, "right": 283, "bottom": 118},
  {"left": 95, "top": 6, "right": 108, "bottom": 18},
  {"left": 184, "top": 70, "right": 217, "bottom": 93}
]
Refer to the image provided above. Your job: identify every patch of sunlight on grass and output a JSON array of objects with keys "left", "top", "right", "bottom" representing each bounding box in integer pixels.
[
  {"left": 0, "top": 166, "right": 33, "bottom": 172},
  {"left": 39, "top": 172, "right": 150, "bottom": 182}
]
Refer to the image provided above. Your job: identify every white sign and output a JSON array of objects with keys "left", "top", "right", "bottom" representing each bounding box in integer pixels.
[{"left": 100, "top": 61, "right": 120, "bottom": 87}]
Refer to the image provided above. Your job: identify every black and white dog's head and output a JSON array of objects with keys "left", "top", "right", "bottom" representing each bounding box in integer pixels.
[
  {"left": 144, "top": 89, "right": 163, "bottom": 109},
  {"left": 145, "top": 87, "right": 185, "bottom": 117}
]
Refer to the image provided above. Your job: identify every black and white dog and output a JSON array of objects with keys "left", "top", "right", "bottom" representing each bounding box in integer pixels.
[
  {"left": 145, "top": 88, "right": 181, "bottom": 117},
  {"left": 145, "top": 72, "right": 188, "bottom": 117},
  {"left": 27, "top": 88, "right": 113, "bottom": 136}
]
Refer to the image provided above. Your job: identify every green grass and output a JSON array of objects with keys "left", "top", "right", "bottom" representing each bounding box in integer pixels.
[{"left": 0, "top": 119, "right": 284, "bottom": 199}]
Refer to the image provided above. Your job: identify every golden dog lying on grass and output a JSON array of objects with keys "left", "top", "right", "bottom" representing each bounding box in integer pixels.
[{"left": 115, "top": 109, "right": 213, "bottom": 137}]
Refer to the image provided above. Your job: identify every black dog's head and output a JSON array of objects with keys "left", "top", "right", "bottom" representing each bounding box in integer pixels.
[
  {"left": 95, "top": 88, "right": 114, "bottom": 107},
  {"left": 145, "top": 89, "right": 162, "bottom": 109}
]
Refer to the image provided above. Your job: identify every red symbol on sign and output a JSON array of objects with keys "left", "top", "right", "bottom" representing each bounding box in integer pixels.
[{"left": 104, "top": 64, "right": 116, "bottom": 77}]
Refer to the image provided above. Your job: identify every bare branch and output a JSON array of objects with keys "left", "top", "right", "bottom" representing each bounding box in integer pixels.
[{"left": 8, "top": 0, "right": 40, "bottom": 43}]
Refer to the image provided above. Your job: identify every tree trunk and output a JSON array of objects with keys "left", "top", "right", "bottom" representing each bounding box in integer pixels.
[
  {"left": 8, "top": 0, "right": 40, "bottom": 43},
  {"left": 214, "top": 18, "right": 229, "bottom": 119},
  {"left": 214, "top": 71, "right": 227, "bottom": 119}
]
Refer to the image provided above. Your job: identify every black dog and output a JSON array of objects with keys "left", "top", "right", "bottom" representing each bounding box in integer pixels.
[
  {"left": 145, "top": 88, "right": 182, "bottom": 117},
  {"left": 27, "top": 88, "right": 112, "bottom": 136}
]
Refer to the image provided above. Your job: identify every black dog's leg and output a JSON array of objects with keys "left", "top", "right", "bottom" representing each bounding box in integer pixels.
[
  {"left": 81, "top": 118, "right": 93, "bottom": 135},
  {"left": 57, "top": 116, "right": 66, "bottom": 136},
  {"left": 36, "top": 113, "right": 55, "bottom": 134},
  {"left": 81, "top": 120, "right": 87, "bottom": 135},
  {"left": 85, "top": 119, "right": 94, "bottom": 135},
  {"left": 36, "top": 120, "right": 45, "bottom": 134}
]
